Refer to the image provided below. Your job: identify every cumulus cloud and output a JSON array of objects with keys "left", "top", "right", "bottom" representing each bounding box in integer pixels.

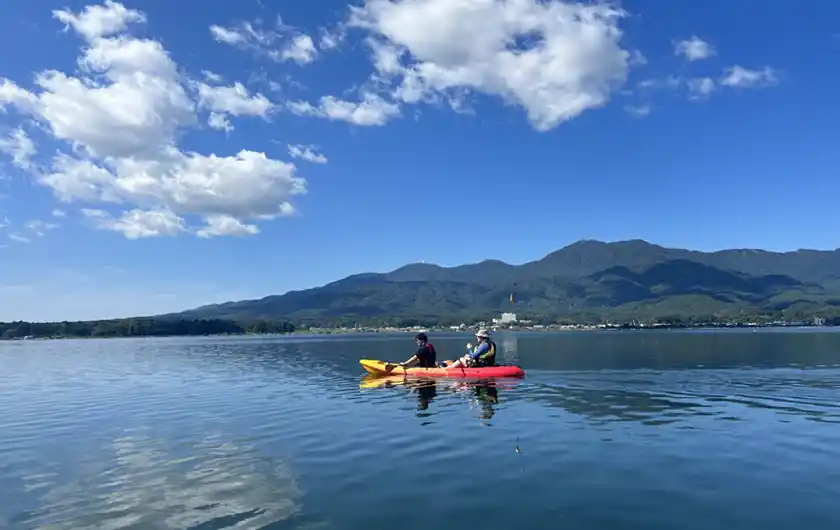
[
  {"left": 210, "top": 18, "right": 319, "bottom": 65},
  {"left": 53, "top": 0, "right": 146, "bottom": 41},
  {"left": 287, "top": 93, "right": 400, "bottom": 126},
  {"left": 674, "top": 36, "right": 716, "bottom": 61},
  {"left": 83, "top": 208, "right": 185, "bottom": 238},
  {"left": 197, "top": 214, "right": 260, "bottom": 238},
  {"left": 687, "top": 77, "right": 716, "bottom": 99},
  {"left": 192, "top": 80, "right": 274, "bottom": 132},
  {"left": 0, "top": 2, "right": 308, "bottom": 239},
  {"left": 720, "top": 66, "right": 779, "bottom": 88},
  {"left": 288, "top": 144, "right": 328, "bottom": 164},
  {"left": 335, "top": 0, "right": 636, "bottom": 131},
  {"left": 282, "top": 35, "right": 318, "bottom": 64},
  {"left": 207, "top": 112, "right": 233, "bottom": 133}
]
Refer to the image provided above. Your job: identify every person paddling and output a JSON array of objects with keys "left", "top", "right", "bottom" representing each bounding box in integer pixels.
[
  {"left": 393, "top": 332, "right": 437, "bottom": 369},
  {"left": 447, "top": 329, "right": 497, "bottom": 369}
]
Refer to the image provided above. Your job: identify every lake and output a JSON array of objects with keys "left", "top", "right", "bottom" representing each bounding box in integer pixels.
[{"left": 2, "top": 329, "right": 840, "bottom": 529}]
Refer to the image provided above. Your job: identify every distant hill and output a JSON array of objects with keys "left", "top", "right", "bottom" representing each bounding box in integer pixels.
[{"left": 173, "top": 239, "right": 840, "bottom": 324}]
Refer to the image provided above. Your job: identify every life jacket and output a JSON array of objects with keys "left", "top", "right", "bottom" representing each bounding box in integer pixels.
[
  {"left": 421, "top": 342, "right": 437, "bottom": 367},
  {"left": 475, "top": 340, "right": 497, "bottom": 366},
  {"left": 481, "top": 339, "right": 496, "bottom": 366}
]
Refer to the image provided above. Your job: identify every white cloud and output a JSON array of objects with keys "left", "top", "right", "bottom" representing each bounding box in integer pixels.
[
  {"left": 209, "top": 24, "right": 249, "bottom": 45},
  {"left": 53, "top": 0, "right": 146, "bottom": 41},
  {"left": 84, "top": 208, "right": 185, "bottom": 239},
  {"left": 52, "top": 208, "right": 66, "bottom": 217},
  {"left": 40, "top": 153, "right": 122, "bottom": 203},
  {"left": 288, "top": 93, "right": 400, "bottom": 126},
  {"left": 194, "top": 81, "right": 274, "bottom": 118},
  {"left": 637, "top": 76, "right": 682, "bottom": 91},
  {"left": 207, "top": 112, "right": 233, "bottom": 133},
  {"left": 342, "top": 0, "right": 635, "bottom": 131},
  {"left": 687, "top": 77, "right": 716, "bottom": 99},
  {"left": 2, "top": 218, "right": 59, "bottom": 244},
  {"left": 674, "top": 36, "right": 716, "bottom": 61},
  {"left": 0, "top": 82, "right": 36, "bottom": 113},
  {"left": 720, "top": 66, "right": 779, "bottom": 88},
  {"left": 197, "top": 214, "right": 259, "bottom": 238},
  {"left": 282, "top": 35, "right": 318, "bottom": 65},
  {"left": 210, "top": 19, "right": 319, "bottom": 65},
  {"left": 288, "top": 144, "right": 328, "bottom": 164},
  {"left": 202, "top": 70, "right": 224, "bottom": 83},
  {"left": 0, "top": 128, "right": 36, "bottom": 169},
  {"left": 319, "top": 26, "right": 346, "bottom": 51},
  {"left": 27, "top": 37, "right": 194, "bottom": 160},
  {"left": 0, "top": 2, "right": 308, "bottom": 239}
]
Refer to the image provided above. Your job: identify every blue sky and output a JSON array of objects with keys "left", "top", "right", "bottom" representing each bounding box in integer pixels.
[{"left": 1, "top": 0, "right": 839, "bottom": 322}]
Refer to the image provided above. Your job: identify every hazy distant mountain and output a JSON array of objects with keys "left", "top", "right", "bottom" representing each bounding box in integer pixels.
[{"left": 174, "top": 239, "right": 840, "bottom": 323}]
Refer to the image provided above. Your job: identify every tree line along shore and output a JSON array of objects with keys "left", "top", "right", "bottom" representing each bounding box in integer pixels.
[
  {"left": 3, "top": 311, "right": 840, "bottom": 341},
  {"left": 0, "top": 318, "right": 296, "bottom": 340}
]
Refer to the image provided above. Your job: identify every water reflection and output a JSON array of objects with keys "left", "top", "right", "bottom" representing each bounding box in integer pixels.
[
  {"left": 360, "top": 375, "right": 516, "bottom": 421},
  {"left": 446, "top": 380, "right": 500, "bottom": 420},
  {"left": 522, "top": 368, "right": 840, "bottom": 426},
  {"left": 11, "top": 433, "right": 304, "bottom": 530},
  {"left": 525, "top": 382, "right": 708, "bottom": 426},
  {"left": 499, "top": 333, "right": 519, "bottom": 365}
]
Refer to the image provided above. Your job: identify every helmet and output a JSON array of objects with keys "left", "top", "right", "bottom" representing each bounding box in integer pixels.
[
  {"left": 475, "top": 329, "right": 490, "bottom": 338},
  {"left": 415, "top": 333, "right": 428, "bottom": 342}
]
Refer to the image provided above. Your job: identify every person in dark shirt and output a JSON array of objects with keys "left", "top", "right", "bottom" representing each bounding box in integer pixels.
[{"left": 397, "top": 333, "right": 437, "bottom": 368}]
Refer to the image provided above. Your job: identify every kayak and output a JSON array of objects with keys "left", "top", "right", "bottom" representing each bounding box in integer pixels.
[{"left": 359, "top": 359, "right": 525, "bottom": 378}]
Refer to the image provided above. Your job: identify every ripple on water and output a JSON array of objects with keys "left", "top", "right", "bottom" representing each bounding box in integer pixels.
[
  {"left": 9, "top": 434, "right": 303, "bottom": 530},
  {"left": 4, "top": 335, "right": 840, "bottom": 530}
]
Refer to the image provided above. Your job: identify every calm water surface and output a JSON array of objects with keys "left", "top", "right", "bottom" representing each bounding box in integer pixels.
[{"left": 2, "top": 330, "right": 840, "bottom": 529}]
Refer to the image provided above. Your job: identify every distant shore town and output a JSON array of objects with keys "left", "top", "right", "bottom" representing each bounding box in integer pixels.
[
  {"left": 302, "top": 312, "right": 832, "bottom": 335},
  {"left": 1, "top": 311, "right": 835, "bottom": 341}
]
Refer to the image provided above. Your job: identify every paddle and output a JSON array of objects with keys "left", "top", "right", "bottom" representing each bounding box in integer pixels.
[{"left": 384, "top": 361, "right": 400, "bottom": 373}]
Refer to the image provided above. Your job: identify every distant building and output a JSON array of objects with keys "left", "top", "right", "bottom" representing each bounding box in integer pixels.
[{"left": 493, "top": 312, "right": 517, "bottom": 325}]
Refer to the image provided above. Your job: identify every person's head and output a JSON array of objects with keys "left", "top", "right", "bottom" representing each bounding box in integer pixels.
[
  {"left": 475, "top": 329, "right": 490, "bottom": 342},
  {"left": 415, "top": 332, "right": 428, "bottom": 344}
]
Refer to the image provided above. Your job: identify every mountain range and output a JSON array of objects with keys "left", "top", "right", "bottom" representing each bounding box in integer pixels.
[{"left": 173, "top": 239, "right": 840, "bottom": 324}]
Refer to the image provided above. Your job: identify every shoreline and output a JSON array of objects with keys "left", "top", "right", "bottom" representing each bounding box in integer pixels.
[{"left": 5, "top": 322, "right": 838, "bottom": 342}]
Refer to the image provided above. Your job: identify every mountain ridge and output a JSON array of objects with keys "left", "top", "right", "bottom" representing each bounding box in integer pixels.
[{"left": 172, "top": 239, "right": 840, "bottom": 324}]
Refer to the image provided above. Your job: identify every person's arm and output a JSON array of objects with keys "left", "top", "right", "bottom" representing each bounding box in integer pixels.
[
  {"left": 469, "top": 342, "right": 489, "bottom": 359},
  {"left": 401, "top": 347, "right": 424, "bottom": 366}
]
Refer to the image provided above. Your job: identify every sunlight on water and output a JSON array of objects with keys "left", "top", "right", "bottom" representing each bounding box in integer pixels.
[{"left": 15, "top": 434, "right": 301, "bottom": 529}]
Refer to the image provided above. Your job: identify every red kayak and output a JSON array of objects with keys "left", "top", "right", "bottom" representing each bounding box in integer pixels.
[{"left": 359, "top": 359, "right": 525, "bottom": 378}]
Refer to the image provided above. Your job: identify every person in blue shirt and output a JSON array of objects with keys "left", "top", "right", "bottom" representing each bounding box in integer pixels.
[{"left": 448, "top": 329, "right": 497, "bottom": 368}]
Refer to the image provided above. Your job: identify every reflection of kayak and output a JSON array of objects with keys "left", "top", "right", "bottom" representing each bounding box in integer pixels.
[
  {"left": 359, "top": 359, "right": 525, "bottom": 378},
  {"left": 359, "top": 374, "right": 409, "bottom": 389}
]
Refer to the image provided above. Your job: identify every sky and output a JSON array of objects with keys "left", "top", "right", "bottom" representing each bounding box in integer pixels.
[{"left": 1, "top": 0, "right": 839, "bottom": 322}]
